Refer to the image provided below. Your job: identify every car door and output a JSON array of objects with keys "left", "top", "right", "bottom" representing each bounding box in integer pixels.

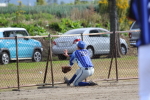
[
  {"left": 14, "top": 30, "right": 34, "bottom": 58},
  {"left": 88, "top": 29, "right": 110, "bottom": 54},
  {"left": 3, "top": 31, "right": 16, "bottom": 59},
  {"left": 99, "top": 30, "right": 110, "bottom": 54},
  {"left": 88, "top": 29, "right": 105, "bottom": 54}
]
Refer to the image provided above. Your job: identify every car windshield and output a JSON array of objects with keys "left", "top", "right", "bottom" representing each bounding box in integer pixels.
[
  {"left": 0, "top": 32, "right": 3, "bottom": 37},
  {"left": 63, "top": 30, "right": 85, "bottom": 35},
  {"left": 132, "top": 21, "right": 140, "bottom": 29}
]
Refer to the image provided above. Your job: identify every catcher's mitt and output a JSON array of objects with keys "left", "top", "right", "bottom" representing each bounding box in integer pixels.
[{"left": 62, "top": 66, "right": 72, "bottom": 73}]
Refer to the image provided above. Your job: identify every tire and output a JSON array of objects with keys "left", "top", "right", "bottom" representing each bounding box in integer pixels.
[
  {"left": 87, "top": 47, "right": 94, "bottom": 58},
  {"left": 121, "top": 45, "right": 127, "bottom": 55},
  {"left": 93, "top": 55, "right": 100, "bottom": 58},
  {"left": 32, "top": 50, "right": 42, "bottom": 62},
  {"left": 0, "top": 52, "right": 10, "bottom": 64},
  {"left": 58, "top": 54, "right": 67, "bottom": 60}
]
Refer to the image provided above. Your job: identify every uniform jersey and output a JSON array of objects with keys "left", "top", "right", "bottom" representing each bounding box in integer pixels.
[
  {"left": 69, "top": 49, "right": 93, "bottom": 68},
  {"left": 128, "top": 0, "right": 150, "bottom": 46}
]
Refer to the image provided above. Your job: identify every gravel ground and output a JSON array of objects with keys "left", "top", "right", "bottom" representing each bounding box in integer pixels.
[{"left": 0, "top": 80, "right": 139, "bottom": 100}]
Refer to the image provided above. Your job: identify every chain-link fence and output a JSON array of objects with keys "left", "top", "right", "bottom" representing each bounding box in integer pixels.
[{"left": 0, "top": 31, "right": 138, "bottom": 90}]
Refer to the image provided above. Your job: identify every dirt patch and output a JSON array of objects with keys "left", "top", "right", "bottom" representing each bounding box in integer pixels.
[{"left": 0, "top": 80, "right": 139, "bottom": 100}]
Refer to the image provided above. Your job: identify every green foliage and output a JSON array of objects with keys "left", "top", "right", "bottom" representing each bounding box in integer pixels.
[
  {"left": 10, "top": 23, "right": 47, "bottom": 36},
  {"left": 49, "top": 18, "right": 82, "bottom": 33},
  {"left": 0, "top": 4, "right": 99, "bottom": 18},
  {"left": 0, "top": 3, "right": 131, "bottom": 36},
  {"left": 0, "top": 18, "right": 9, "bottom": 27},
  {"left": 31, "top": 13, "right": 54, "bottom": 20},
  {"left": 15, "top": 3, "right": 26, "bottom": 23}
]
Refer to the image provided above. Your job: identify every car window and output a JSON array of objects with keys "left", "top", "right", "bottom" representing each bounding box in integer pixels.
[
  {"left": 0, "top": 32, "right": 3, "bottom": 37},
  {"left": 89, "top": 30, "right": 100, "bottom": 37},
  {"left": 64, "top": 30, "right": 85, "bottom": 35},
  {"left": 3, "top": 31, "right": 14, "bottom": 37},
  {"left": 15, "top": 31, "right": 28, "bottom": 37},
  {"left": 99, "top": 30, "right": 110, "bottom": 37},
  {"left": 132, "top": 21, "right": 140, "bottom": 29}
]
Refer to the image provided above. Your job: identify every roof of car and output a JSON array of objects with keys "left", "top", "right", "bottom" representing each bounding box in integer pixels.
[
  {"left": 64, "top": 27, "right": 109, "bottom": 35},
  {"left": 70, "top": 27, "right": 109, "bottom": 31},
  {"left": 0, "top": 27, "right": 26, "bottom": 32}
]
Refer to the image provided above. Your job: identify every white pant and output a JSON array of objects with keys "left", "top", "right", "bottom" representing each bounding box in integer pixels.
[
  {"left": 73, "top": 67, "right": 94, "bottom": 86},
  {"left": 139, "top": 44, "right": 150, "bottom": 100}
]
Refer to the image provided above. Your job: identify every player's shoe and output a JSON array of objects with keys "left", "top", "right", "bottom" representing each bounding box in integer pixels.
[
  {"left": 89, "top": 81, "right": 98, "bottom": 86},
  {"left": 64, "top": 77, "right": 70, "bottom": 86}
]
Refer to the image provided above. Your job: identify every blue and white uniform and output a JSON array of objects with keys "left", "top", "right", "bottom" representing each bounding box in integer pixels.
[
  {"left": 69, "top": 49, "right": 94, "bottom": 86},
  {"left": 67, "top": 41, "right": 94, "bottom": 86},
  {"left": 128, "top": 0, "right": 150, "bottom": 100}
]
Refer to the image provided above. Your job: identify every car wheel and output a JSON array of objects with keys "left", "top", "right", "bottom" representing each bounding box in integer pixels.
[
  {"left": 87, "top": 47, "right": 94, "bottom": 58},
  {"left": 58, "top": 54, "right": 67, "bottom": 60},
  {"left": 32, "top": 50, "right": 42, "bottom": 62},
  {"left": 121, "top": 45, "right": 127, "bottom": 55},
  {"left": 0, "top": 52, "right": 10, "bottom": 64}
]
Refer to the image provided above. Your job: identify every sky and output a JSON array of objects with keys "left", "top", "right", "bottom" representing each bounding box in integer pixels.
[{"left": 0, "top": 0, "right": 75, "bottom": 6}]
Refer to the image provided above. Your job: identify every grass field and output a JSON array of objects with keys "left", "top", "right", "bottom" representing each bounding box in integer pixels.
[{"left": 0, "top": 55, "right": 138, "bottom": 89}]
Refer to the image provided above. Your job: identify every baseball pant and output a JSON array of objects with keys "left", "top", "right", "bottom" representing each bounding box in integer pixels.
[
  {"left": 73, "top": 67, "right": 94, "bottom": 86},
  {"left": 138, "top": 44, "right": 150, "bottom": 100}
]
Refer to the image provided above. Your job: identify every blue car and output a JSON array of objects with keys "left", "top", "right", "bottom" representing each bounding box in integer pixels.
[{"left": 0, "top": 28, "right": 43, "bottom": 64}]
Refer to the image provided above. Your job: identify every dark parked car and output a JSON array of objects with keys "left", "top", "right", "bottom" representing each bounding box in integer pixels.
[{"left": 129, "top": 21, "right": 140, "bottom": 47}]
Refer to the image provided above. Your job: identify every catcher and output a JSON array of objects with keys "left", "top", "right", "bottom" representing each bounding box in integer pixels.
[{"left": 63, "top": 41, "right": 97, "bottom": 86}]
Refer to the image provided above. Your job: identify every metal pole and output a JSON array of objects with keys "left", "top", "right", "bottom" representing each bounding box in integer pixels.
[
  {"left": 43, "top": 35, "right": 50, "bottom": 85},
  {"left": 81, "top": 33, "right": 87, "bottom": 82},
  {"left": 12, "top": 36, "right": 20, "bottom": 91},
  {"left": 107, "top": 49, "right": 114, "bottom": 79},
  {"left": 49, "top": 34, "right": 54, "bottom": 87},
  {"left": 114, "top": 32, "right": 118, "bottom": 81},
  {"left": 81, "top": 33, "right": 83, "bottom": 41}
]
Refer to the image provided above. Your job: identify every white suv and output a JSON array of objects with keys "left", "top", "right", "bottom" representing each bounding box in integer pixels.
[{"left": 52, "top": 27, "right": 128, "bottom": 60}]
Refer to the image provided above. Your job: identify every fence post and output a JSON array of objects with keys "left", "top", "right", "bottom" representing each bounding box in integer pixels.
[
  {"left": 81, "top": 33, "right": 83, "bottom": 41},
  {"left": 49, "top": 34, "right": 54, "bottom": 87},
  {"left": 114, "top": 32, "right": 118, "bottom": 81},
  {"left": 43, "top": 35, "right": 51, "bottom": 85},
  {"left": 107, "top": 31, "right": 118, "bottom": 81},
  {"left": 80, "top": 33, "right": 87, "bottom": 82},
  {"left": 12, "top": 36, "right": 20, "bottom": 91}
]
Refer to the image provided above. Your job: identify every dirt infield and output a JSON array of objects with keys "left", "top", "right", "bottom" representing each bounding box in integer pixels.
[{"left": 0, "top": 80, "right": 139, "bottom": 100}]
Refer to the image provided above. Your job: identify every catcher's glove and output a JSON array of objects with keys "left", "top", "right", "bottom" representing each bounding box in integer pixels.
[{"left": 62, "top": 66, "right": 72, "bottom": 73}]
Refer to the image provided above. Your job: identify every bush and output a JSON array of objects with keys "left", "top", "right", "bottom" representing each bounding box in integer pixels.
[
  {"left": 0, "top": 18, "right": 9, "bottom": 27},
  {"left": 49, "top": 18, "right": 82, "bottom": 33},
  {"left": 11, "top": 23, "right": 47, "bottom": 36}
]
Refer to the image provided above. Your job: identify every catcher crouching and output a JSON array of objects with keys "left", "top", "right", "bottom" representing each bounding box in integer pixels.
[{"left": 63, "top": 41, "right": 98, "bottom": 86}]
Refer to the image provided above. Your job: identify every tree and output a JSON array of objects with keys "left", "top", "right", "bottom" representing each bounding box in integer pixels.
[
  {"left": 60, "top": 1, "right": 65, "bottom": 5},
  {"left": 53, "top": 0, "right": 58, "bottom": 4},
  {"left": 47, "top": 0, "right": 53, "bottom": 4},
  {"left": 47, "top": 0, "right": 57, "bottom": 4},
  {"left": 75, "top": 0, "right": 80, "bottom": 4},
  {"left": 108, "top": 0, "right": 121, "bottom": 58},
  {"left": 36, "top": 0, "right": 46, "bottom": 5},
  {"left": 99, "top": 0, "right": 129, "bottom": 57},
  {"left": 4, "top": 0, "right": 10, "bottom": 4}
]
